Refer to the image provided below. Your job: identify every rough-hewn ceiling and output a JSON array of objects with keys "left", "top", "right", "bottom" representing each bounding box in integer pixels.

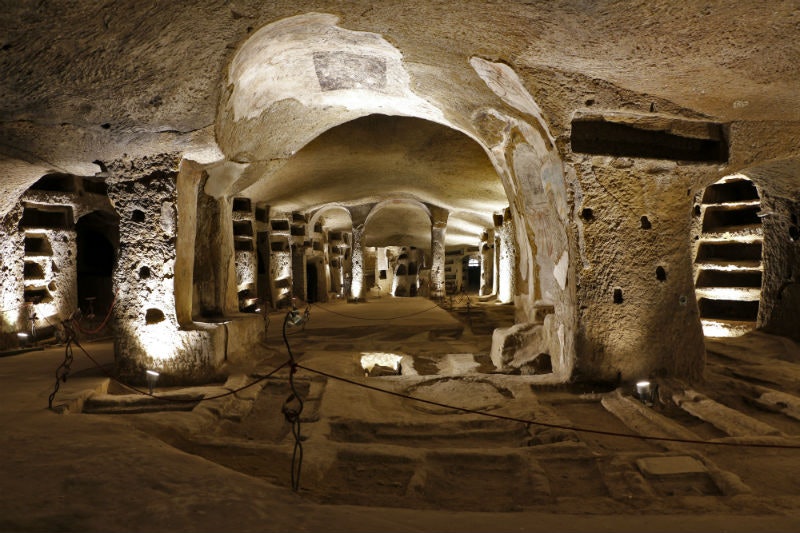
[{"left": 1, "top": 1, "right": 798, "bottom": 216}]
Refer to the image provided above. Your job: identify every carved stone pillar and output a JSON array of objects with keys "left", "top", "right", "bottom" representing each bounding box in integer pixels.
[
  {"left": 496, "top": 210, "right": 516, "bottom": 304},
  {"left": 430, "top": 207, "right": 449, "bottom": 296},
  {"left": 349, "top": 224, "right": 365, "bottom": 301}
]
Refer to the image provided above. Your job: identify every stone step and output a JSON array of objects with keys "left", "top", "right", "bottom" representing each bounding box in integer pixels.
[
  {"left": 750, "top": 387, "right": 800, "bottom": 422},
  {"left": 327, "top": 417, "right": 530, "bottom": 447},
  {"left": 601, "top": 389, "right": 702, "bottom": 450},
  {"left": 673, "top": 389, "right": 783, "bottom": 437}
]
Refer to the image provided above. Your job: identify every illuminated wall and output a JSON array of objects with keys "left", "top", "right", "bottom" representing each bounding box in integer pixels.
[
  {"left": 480, "top": 231, "right": 495, "bottom": 296},
  {"left": 0, "top": 205, "right": 25, "bottom": 346},
  {"left": 0, "top": 175, "right": 119, "bottom": 348},
  {"left": 268, "top": 215, "right": 293, "bottom": 308},
  {"left": 349, "top": 225, "right": 365, "bottom": 300},
  {"left": 232, "top": 197, "right": 257, "bottom": 296},
  {"left": 108, "top": 158, "right": 215, "bottom": 383},
  {"left": 496, "top": 214, "right": 516, "bottom": 304},
  {"left": 430, "top": 218, "right": 447, "bottom": 294}
]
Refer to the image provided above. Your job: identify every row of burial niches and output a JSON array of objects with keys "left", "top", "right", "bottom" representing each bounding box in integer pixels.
[{"left": 693, "top": 175, "right": 763, "bottom": 338}]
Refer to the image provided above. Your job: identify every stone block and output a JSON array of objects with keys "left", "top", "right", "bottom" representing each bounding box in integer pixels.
[{"left": 636, "top": 455, "right": 707, "bottom": 477}]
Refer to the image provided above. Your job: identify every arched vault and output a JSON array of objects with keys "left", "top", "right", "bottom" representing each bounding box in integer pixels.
[{"left": 208, "top": 12, "right": 576, "bottom": 380}]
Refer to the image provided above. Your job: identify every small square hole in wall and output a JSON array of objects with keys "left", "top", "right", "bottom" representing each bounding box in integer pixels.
[
  {"left": 24, "top": 287, "right": 51, "bottom": 303},
  {"left": 19, "top": 205, "right": 73, "bottom": 230},
  {"left": 24, "top": 235, "right": 52, "bottom": 256},
  {"left": 23, "top": 262, "right": 45, "bottom": 280},
  {"left": 613, "top": 288, "right": 623, "bottom": 304},
  {"left": 271, "top": 220, "right": 290, "bottom": 231},
  {"left": 234, "top": 239, "right": 253, "bottom": 252},
  {"left": 233, "top": 220, "right": 253, "bottom": 237},
  {"left": 30, "top": 173, "right": 77, "bottom": 193},
  {"left": 270, "top": 239, "right": 289, "bottom": 252},
  {"left": 232, "top": 198, "right": 251, "bottom": 212}
]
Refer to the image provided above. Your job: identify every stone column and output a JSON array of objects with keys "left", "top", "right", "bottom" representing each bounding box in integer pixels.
[
  {"left": 480, "top": 229, "right": 495, "bottom": 297},
  {"left": 108, "top": 158, "right": 185, "bottom": 378},
  {"left": 0, "top": 205, "right": 25, "bottom": 339},
  {"left": 430, "top": 207, "right": 449, "bottom": 296},
  {"left": 174, "top": 159, "right": 204, "bottom": 326},
  {"left": 349, "top": 224, "right": 365, "bottom": 301},
  {"left": 193, "top": 192, "right": 237, "bottom": 316},
  {"left": 496, "top": 210, "right": 516, "bottom": 304},
  {"left": 759, "top": 192, "right": 800, "bottom": 339},
  {"left": 347, "top": 205, "right": 373, "bottom": 302}
]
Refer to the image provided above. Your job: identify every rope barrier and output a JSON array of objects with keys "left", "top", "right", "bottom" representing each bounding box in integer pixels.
[
  {"left": 310, "top": 301, "right": 442, "bottom": 321},
  {"left": 294, "top": 363, "right": 800, "bottom": 450},
  {"left": 282, "top": 308, "right": 307, "bottom": 492},
  {"left": 47, "top": 319, "right": 76, "bottom": 409},
  {"left": 55, "top": 308, "right": 800, "bottom": 451},
  {"left": 48, "top": 333, "right": 293, "bottom": 407},
  {"left": 52, "top": 306, "right": 312, "bottom": 490},
  {"left": 73, "top": 293, "right": 117, "bottom": 336},
  {"left": 45, "top": 297, "right": 800, "bottom": 503}
]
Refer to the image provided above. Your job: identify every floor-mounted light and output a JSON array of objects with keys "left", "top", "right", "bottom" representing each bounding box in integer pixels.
[
  {"left": 636, "top": 380, "right": 654, "bottom": 405},
  {"left": 146, "top": 370, "right": 159, "bottom": 395},
  {"left": 17, "top": 332, "right": 29, "bottom": 347}
]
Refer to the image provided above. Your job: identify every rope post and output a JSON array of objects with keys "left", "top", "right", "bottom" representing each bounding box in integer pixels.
[
  {"left": 282, "top": 308, "right": 307, "bottom": 492},
  {"left": 48, "top": 317, "right": 77, "bottom": 410}
]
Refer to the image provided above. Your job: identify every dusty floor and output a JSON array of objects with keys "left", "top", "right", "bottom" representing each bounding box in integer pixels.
[{"left": 2, "top": 297, "right": 800, "bottom": 532}]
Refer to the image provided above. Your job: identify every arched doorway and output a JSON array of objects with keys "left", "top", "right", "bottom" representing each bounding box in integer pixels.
[
  {"left": 76, "top": 211, "right": 119, "bottom": 321},
  {"left": 464, "top": 255, "right": 481, "bottom": 293},
  {"left": 306, "top": 261, "right": 319, "bottom": 303},
  {"left": 308, "top": 205, "right": 353, "bottom": 300},
  {"left": 212, "top": 12, "right": 576, "bottom": 380}
]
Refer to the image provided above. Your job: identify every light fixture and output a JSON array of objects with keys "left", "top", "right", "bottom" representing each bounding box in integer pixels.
[
  {"left": 146, "top": 370, "right": 159, "bottom": 395},
  {"left": 636, "top": 380, "right": 653, "bottom": 404},
  {"left": 286, "top": 306, "right": 309, "bottom": 327},
  {"left": 17, "top": 332, "right": 29, "bottom": 347}
]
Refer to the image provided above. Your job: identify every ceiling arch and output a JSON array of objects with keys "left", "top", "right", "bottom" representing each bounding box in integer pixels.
[{"left": 364, "top": 199, "right": 432, "bottom": 249}]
